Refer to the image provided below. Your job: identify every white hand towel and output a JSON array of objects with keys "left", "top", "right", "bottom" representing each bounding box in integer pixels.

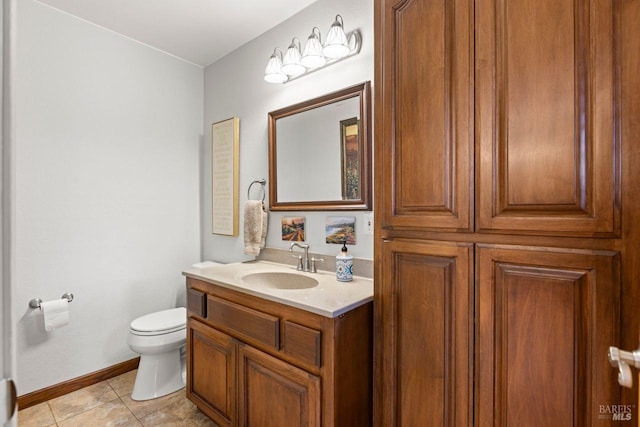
[{"left": 244, "top": 201, "right": 268, "bottom": 256}]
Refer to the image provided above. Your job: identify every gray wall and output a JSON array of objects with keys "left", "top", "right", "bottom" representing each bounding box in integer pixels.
[
  {"left": 15, "top": 0, "right": 203, "bottom": 394},
  {"left": 202, "top": 0, "right": 374, "bottom": 262},
  {"left": 13, "top": 0, "right": 373, "bottom": 395}
]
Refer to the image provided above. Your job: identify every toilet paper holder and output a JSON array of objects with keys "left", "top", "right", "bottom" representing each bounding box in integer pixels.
[{"left": 29, "top": 293, "right": 74, "bottom": 310}]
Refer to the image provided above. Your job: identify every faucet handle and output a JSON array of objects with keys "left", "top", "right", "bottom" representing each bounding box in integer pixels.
[
  {"left": 310, "top": 257, "right": 325, "bottom": 273},
  {"left": 291, "top": 254, "right": 304, "bottom": 271}
]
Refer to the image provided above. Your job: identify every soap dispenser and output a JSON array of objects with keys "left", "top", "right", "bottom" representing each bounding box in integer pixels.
[{"left": 336, "top": 240, "right": 353, "bottom": 282}]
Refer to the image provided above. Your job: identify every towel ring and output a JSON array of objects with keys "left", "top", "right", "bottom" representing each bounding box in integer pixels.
[{"left": 248, "top": 179, "right": 266, "bottom": 202}]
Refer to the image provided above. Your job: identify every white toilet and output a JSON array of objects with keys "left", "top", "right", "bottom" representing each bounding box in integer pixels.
[{"left": 127, "top": 307, "right": 187, "bottom": 401}]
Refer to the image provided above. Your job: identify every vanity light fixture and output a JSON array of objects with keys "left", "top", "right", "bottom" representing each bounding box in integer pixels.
[
  {"left": 264, "top": 48, "right": 288, "bottom": 83},
  {"left": 300, "top": 27, "right": 326, "bottom": 68},
  {"left": 281, "top": 38, "right": 306, "bottom": 76},
  {"left": 263, "top": 14, "right": 361, "bottom": 84},
  {"left": 322, "top": 15, "right": 350, "bottom": 59}
]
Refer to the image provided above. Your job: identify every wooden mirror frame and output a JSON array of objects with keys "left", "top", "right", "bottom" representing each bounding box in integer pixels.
[{"left": 268, "top": 81, "right": 372, "bottom": 211}]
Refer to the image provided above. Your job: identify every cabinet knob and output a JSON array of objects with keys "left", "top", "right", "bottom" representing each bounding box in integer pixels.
[{"left": 608, "top": 346, "right": 640, "bottom": 388}]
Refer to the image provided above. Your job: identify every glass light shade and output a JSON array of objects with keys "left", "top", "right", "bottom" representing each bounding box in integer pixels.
[
  {"left": 301, "top": 27, "right": 326, "bottom": 69},
  {"left": 323, "top": 15, "right": 350, "bottom": 59},
  {"left": 264, "top": 49, "right": 287, "bottom": 83},
  {"left": 348, "top": 32, "right": 359, "bottom": 52},
  {"left": 281, "top": 38, "right": 306, "bottom": 76}
]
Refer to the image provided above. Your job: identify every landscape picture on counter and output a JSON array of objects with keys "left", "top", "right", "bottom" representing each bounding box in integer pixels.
[
  {"left": 325, "top": 216, "right": 356, "bottom": 244},
  {"left": 282, "top": 216, "right": 305, "bottom": 241}
]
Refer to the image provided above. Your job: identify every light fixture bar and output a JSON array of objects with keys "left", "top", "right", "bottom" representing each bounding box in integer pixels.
[
  {"left": 285, "top": 30, "right": 361, "bottom": 83},
  {"left": 263, "top": 15, "right": 361, "bottom": 84}
]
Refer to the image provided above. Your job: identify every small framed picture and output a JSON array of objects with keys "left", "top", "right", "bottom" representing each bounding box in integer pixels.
[
  {"left": 282, "top": 216, "right": 305, "bottom": 241},
  {"left": 325, "top": 216, "right": 356, "bottom": 244},
  {"left": 340, "top": 117, "right": 361, "bottom": 200}
]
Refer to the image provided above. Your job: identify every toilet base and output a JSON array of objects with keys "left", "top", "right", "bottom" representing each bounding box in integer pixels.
[{"left": 131, "top": 347, "right": 185, "bottom": 401}]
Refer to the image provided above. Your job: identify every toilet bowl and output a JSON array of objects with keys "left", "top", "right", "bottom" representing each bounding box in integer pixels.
[{"left": 127, "top": 307, "right": 187, "bottom": 401}]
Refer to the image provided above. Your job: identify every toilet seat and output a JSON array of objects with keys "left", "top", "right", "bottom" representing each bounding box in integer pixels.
[{"left": 130, "top": 307, "right": 186, "bottom": 336}]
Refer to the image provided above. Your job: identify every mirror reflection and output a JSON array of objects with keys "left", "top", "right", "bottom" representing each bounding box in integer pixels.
[
  {"left": 276, "top": 96, "right": 360, "bottom": 202},
  {"left": 268, "top": 82, "right": 371, "bottom": 211}
]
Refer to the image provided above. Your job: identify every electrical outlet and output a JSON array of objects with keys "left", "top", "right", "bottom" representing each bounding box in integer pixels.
[{"left": 364, "top": 213, "right": 374, "bottom": 235}]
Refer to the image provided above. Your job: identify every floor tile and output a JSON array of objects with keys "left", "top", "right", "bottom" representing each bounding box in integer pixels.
[
  {"left": 17, "top": 402, "right": 56, "bottom": 427},
  {"left": 57, "top": 398, "right": 141, "bottom": 427},
  {"left": 138, "top": 396, "right": 218, "bottom": 427},
  {"left": 120, "top": 389, "right": 186, "bottom": 420},
  {"left": 19, "top": 372, "right": 220, "bottom": 427},
  {"left": 48, "top": 381, "right": 118, "bottom": 422},
  {"left": 107, "top": 370, "right": 138, "bottom": 397}
]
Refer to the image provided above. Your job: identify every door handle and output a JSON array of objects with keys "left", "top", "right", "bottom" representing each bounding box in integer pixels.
[
  {"left": 0, "top": 378, "right": 17, "bottom": 423},
  {"left": 608, "top": 346, "right": 640, "bottom": 388}
]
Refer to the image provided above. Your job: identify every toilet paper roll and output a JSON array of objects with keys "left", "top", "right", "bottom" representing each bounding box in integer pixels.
[{"left": 41, "top": 299, "right": 70, "bottom": 332}]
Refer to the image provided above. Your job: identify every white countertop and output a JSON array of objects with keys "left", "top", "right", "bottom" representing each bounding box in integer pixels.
[{"left": 183, "top": 260, "right": 373, "bottom": 318}]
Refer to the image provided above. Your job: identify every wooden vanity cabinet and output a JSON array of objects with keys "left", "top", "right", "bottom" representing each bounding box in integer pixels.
[
  {"left": 185, "top": 278, "right": 373, "bottom": 427},
  {"left": 188, "top": 319, "right": 237, "bottom": 427},
  {"left": 238, "top": 343, "right": 321, "bottom": 427}
]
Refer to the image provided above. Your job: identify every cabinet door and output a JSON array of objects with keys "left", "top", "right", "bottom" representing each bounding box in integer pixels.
[
  {"left": 238, "top": 343, "right": 320, "bottom": 427},
  {"left": 476, "top": 245, "right": 619, "bottom": 426},
  {"left": 187, "top": 320, "right": 236, "bottom": 427},
  {"left": 375, "top": 239, "right": 473, "bottom": 427},
  {"left": 376, "top": 0, "right": 473, "bottom": 232},
  {"left": 476, "top": 0, "right": 619, "bottom": 235}
]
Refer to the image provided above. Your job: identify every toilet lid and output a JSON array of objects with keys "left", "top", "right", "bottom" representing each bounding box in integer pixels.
[{"left": 130, "top": 307, "right": 186, "bottom": 334}]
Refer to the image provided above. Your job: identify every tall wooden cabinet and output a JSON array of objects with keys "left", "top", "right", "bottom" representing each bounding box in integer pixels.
[
  {"left": 377, "top": 240, "right": 473, "bottom": 426},
  {"left": 474, "top": 0, "right": 618, "bottom": 235},
  {"left": 374, "top": 0, "right": 640, "bottom": 425}
]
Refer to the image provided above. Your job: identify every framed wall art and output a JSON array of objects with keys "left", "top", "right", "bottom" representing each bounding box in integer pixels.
[
  {"left": 211, "top": 117, "right": 240, "bottom": 236},
  {"left": 325, "top": 216, "right": 356, "bottom": 244},
  {"left": 282, "top": 216, "right": 305, "bottom": 241}
]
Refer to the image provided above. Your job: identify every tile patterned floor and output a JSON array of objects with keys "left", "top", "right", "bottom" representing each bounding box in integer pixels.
[{"left": 17, "top": 370, "right": 219, "bottom": 426}]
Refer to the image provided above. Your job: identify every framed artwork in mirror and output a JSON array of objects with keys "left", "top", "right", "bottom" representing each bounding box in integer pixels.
[{"left": 340, "top": 117, "right": 360, "bottom": 200}]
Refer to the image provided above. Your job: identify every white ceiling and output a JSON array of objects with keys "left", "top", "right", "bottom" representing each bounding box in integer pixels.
[{"left": 35, "top": 0, "right": 319, "bottom": 67}]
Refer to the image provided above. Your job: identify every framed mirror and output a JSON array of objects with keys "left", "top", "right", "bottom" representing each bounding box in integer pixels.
[{"left": 268, "top": 81, "right": 371, "bottom": 211}]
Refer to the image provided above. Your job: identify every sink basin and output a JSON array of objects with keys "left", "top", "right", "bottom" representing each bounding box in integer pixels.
[{"left": 241, "top": 271, "right": 319, "bottom": 290}]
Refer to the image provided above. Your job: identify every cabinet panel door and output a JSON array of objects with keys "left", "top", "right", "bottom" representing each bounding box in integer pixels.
[
  {"left": 238, "top": 343, "right": 320, "bottom": 427},
  {"left": 187, "top": 320, "right": 236, "bottom": 427},
  {"left": 476, "top": 0, "right": 620, "bottom": 235},
  {"left": 375, "top": 239, "right": 473, "bottom": 427},
  {"left": 476, "top": 245, "right": 620, "bottom": 426},
  {"left": 376, "top": 0, "right": 473, "bottom": 231}
]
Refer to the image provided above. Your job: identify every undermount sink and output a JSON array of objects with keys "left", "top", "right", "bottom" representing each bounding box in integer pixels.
[{"left": 241, "top": 271, "right": 319, "bottom": 290}]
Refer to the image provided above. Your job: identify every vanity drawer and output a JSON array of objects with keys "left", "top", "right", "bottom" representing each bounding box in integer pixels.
[
  {"left": 187, "top": 288, "right": 207, "bottom": 318},
  {"left": 207, "top": 296, "right": 280, "bottom": 350},
  {"left": 283, "top": 321, "right": 322, "bottom": 368}
]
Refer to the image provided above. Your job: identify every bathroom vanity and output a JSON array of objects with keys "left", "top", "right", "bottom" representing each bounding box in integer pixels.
[{"left": 182, "top": 261, "right": 373, "bottom": 427}]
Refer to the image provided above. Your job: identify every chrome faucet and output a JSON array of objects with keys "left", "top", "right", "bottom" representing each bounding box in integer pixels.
[{"left": 289, "top": 242, "right": 310, "bottom": 272}]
